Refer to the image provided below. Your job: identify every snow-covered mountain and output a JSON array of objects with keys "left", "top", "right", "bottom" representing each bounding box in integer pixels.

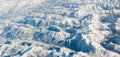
[{"left": 0, "top": 0, "right": 120, "bottom": 57}]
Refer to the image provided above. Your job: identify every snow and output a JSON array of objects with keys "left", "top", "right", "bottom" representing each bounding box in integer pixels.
[{"left": 0, "top": 0, "right": 120, "bottom": 57}]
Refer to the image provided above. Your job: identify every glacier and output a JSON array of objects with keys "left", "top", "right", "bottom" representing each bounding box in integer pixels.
[{"left": 0, "top": 0, "right": 120, "bottom": 57}]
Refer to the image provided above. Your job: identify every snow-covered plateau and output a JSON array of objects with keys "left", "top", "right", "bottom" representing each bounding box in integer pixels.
[{"left": 0, "top": 0, "right": 120, "bottom": 57}]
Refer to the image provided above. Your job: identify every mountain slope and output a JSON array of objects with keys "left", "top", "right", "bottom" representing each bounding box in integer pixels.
[{"left": 0, "top": 0, "right": 120, "bottom": 57}]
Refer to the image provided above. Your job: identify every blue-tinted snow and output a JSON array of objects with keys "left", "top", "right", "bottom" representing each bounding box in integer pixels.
[
  {"left": 47, "top": 26, "right": 60, "bottom": 32},
  {"left": 48, "top": 47, "right": 61, "bottom": 52},
  {"left": 4, "top": 41, "right": 12, "bottom": 44},
  {"left": 61, "top": 52, "right": 66, "bottom": 57},
  {"left": 46, "top": 52, "right": 54, "bottom": 57},
  {"left": 17, "top": 47, "right": 32, "bottom": 56},
  {"left": 0, "top": 0, "right": 120, "bottom": 57},
  {"left": 33, "top": 32, "right": 44, "bottom": 41},
  {"left": 4, "top": 26, "right": 12, "bottom": 32},
  {"left": 21, "top": 42, "right": 32, "bottom": 46},
  {"left": 68, "top": 53, "right": 74, "bottom": 57},
  {"left": 101, "top": 35, "right": 120, "bottom": 54},
  {"left": 100, "top": 14, "right": 119, "bottom": 34},
  {"left": 64, "top": 33, "right": 95, "bottom": 53}
]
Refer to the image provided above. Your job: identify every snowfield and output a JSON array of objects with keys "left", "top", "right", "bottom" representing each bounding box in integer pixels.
[{"left": 0, "top": 0, "right": 120, "bottom": 57}]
